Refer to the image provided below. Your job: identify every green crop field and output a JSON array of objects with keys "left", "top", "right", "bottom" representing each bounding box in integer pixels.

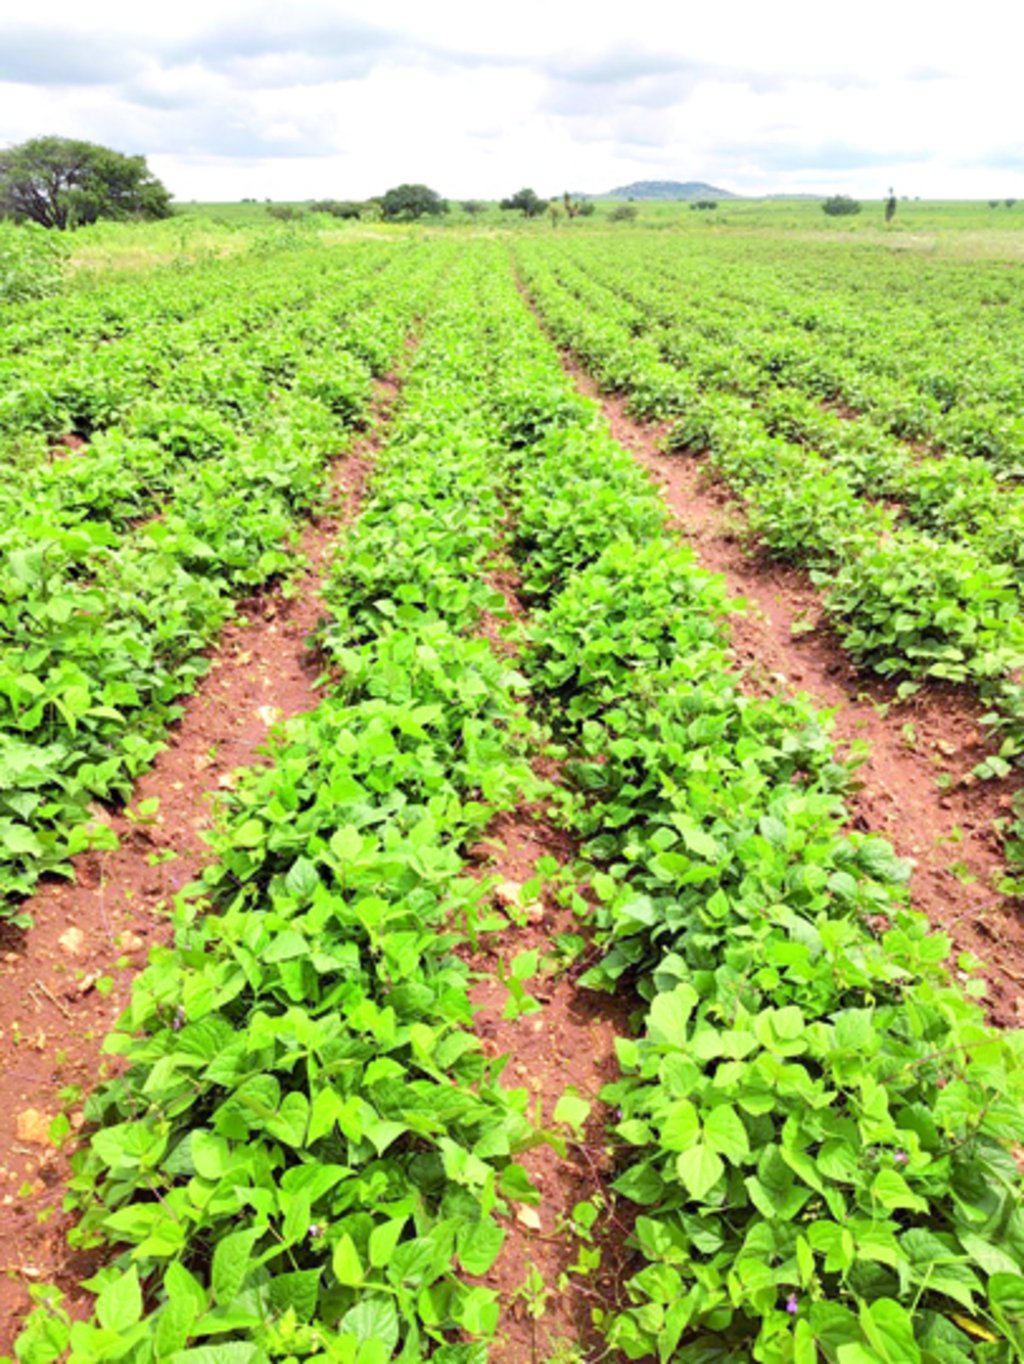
[{"left": 3, "top": 203, "right": 1024, "bottom": 1363}]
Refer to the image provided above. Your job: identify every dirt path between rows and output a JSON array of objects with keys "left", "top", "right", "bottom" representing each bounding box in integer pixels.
[
  {"left": 465, "top": 565, "right": 631, "bottom": 1361},
  {"left": 0, "top": 375, "right": 402, "bottom": 1349},
  {"left": 466, "top": 809, "right": 629, "bottom": 1362},
  {"left": 563, "top": 360, "right": 1024, "bottom": 1026}
]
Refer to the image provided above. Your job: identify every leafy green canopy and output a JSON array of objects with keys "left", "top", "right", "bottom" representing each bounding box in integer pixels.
[
  {"left": 823, "top": 195, "right": 863, "bottom": 217},
  {"left": 0, "top": 136, "right": 172, "bottom": 230},
  {"left": 499, "top": 188, "right": 548, "bottom": 218},
  {"left": 0, "top": 220, "right": 66, "bottom": 301},
  {"left": 379, "top": 184, "right": 448, "bottom": 221}
]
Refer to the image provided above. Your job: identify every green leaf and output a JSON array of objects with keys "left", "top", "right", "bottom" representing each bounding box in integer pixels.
[
  {"left": 810, "top": 1301, "right": 862, "bottom": 1355},
  {"left": 266, "top": 1091, "right": 309, "bottom": 1147},
  {"left": 282, "top": 1190, "right": 311, "bottom": 1247},
  {"left": 958, "top": 1232, "right": 1022, "bottom": 1277},
  {"left": 837, "top": 1347, "right": 885, "bottom": 1364},
  {"left": 659, "top": 1100, "right": 699, "bottom": 1152},
  {"left": 553, "top": 1087, "right": 591, "bottom": 1133},
  {"left": 499, "top": 1163, "right": 539, "bottom": 1205},
  {"left": 870, "top": 1169, "right": 927, "bottom": 1213},
  {"left": 858, "top": 1298, "right": 921, "bottom": 1364},
  {"left": 95, "top": 1265, "right": 141, "bottom": 1333},
  {"left": 510, "top": 948, "right": 539, "bottom": 981},
  {"left": 333, "top": 1233, "right": 364, "bottom": 1287},
  {"left": 232, "top": 819, "right": 265, "bottom": 849},
  {"left": 155, "top": 1293, "right": 200, "bottom": 1359},
  {"left": 165, "top": 1262, "right": 206, "bottom": 1315},
  {"left": 267, "top": 1269, "right": 321, "bottom": 1323},
  {"left": 794, "top": 1319, "right": 818, "bottom": 1364},
  {"left": 339, "top": 1296, "right": 399, "bottom": 1353},
  {"left": 330, "top": 825, "right": 363, "bottom": 862},
  {"left": 211, "top": 1228, "right": 258, "bottom": 1306},
  {"left": 262, "top": 930, "right": 309, "bottom": 963},
  {"left": 191, "top": 1130, "right": 230, "bottom": 1180},
  {"left": 675, "top": 820, "right": 720, "bottom": 860},
  {"left": 676, "top": 1143, "right": 724, "bottom": 1201},
  {"left": 0, "top": 823, "right": 43, "bottom": 857},
  {"left": 703, "top": 1104, "right": 749, "bottom": 1163},
  {"left": 647, "top": 984, "right": 698, "bottom": 1045},
  {"left": 452, "top": 1284, "right": 499, "bottom": 1336},
  {"left": 284, "top": 856, "right": 320, "bottom": 900},
  {"left": 166, "top": 1346, "right": 262, "bottom": 1364},
  {"left": 833, "top": 1008, "right": 875, "bottom": 1052},
  {"left": 14, "top": 1305, "right": 70, "bottom": 1364},
  {"left": 369, "top": 1217, "right": 407, "bottom": 1268},
  {"left": 612, "top": 1161, "right": 664, "bottom": 1205},
  {"left": 456, "top": 1219, "right": 505, "bottom": 1276},
  {"left": 365, "top": 1118, "right": 407, "bottom": 1156},
  {"left": 989, "top": 1273, "right": 1024, "bottom": 1347}
]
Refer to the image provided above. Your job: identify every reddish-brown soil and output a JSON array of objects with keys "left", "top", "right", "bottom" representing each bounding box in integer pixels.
[
  {"left": 0, "top": 379, "right": 400, "bottom": 1350},
  {"left": 566, "top": 362, "right": 1024, "bottom": 1026},
  {"left": 465, "top": 809, "right": 632, "bottom": 1362},
  {"left": 462, "top": 570, "right": 634, "bottom": 1361},
  {"left": 47, "top": 433, "right": 89, "bottom": 462}
]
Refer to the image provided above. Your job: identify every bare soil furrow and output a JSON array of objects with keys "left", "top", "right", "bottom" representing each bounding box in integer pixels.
[
  {"left": 463, "top": 569, "right": 630, "bottom": 1362},
  {"left": 466, "top": 810, "right": 628, "bottom": 1362},
  {"left": 564, "top": 359, "right": 1024, "bottom": 1025},
  {"left": 0, "top": 376, "right": 400, "bottom": 1347}
]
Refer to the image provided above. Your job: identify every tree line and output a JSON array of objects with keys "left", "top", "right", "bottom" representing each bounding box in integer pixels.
[
  {"left": 12, "top": 136, "right": 1005, "bottom": 232},
  {"left": 0, "top": 138, "right": 611, "bottom": 229}
]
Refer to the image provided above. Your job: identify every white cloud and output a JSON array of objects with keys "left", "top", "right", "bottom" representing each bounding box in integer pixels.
[{"left": 1, "top": 0, "right": 1022, "bottom": 199}]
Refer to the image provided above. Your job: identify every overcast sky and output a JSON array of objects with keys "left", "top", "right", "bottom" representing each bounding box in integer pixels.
[{"left": 1, "top": 0, "right": 1021, "bottom": 201}]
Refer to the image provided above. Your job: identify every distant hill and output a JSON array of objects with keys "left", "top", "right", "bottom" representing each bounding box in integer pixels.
[{"left": 600, "top": 180, "right": 738, "bottom": 201}]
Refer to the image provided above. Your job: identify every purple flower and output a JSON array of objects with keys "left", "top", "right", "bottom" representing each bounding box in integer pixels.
[
  {"left": 893, "top": 1149, "right": 908, "bottom": 1165},
  {"left": 785, "top": 1294, "right": 798, "bottom": 1316}
]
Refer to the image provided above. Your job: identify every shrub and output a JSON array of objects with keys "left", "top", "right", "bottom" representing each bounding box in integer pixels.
[
  {"left": 822, "top": 195, "right": 862, "bottom": 217},
  {"left": 500, "top": 188, "right": 548, "bottom": 218},
  {"left": 0, "top": 220, "right": 67, "bottom": 301},
  {"left": 308, "top": 199, "right": 363, "bottom": 219},
  {"left": 609, "top": 204, "right": 638, "bottom": 222}
]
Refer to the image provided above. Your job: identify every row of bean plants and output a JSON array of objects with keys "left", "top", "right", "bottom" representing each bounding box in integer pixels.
[
  {"left": 515, "top": 240, "right": 1024, "bottom": 884},
  {"left": 487, "top": 255, "right": 1024, "bottom": 1361},
  {"left": 10, "top": 242, "right": 600, "bottom": 1363},
  {"left": 524, "top": 248, "right": 1024, "bottom": 571},
  {"left": 538, "top": 233, "right": 1024, "bottom": 475},
  {"left": 0, "top": 241, "right": 447, "bottom": 917}
]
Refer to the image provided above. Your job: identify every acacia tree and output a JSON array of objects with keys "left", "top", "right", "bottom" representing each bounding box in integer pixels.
[
  {"left": 379, "top": 184, "right": 447, "bottom": 220},
  {"left": 0, "top": 136, "right": 172, "bottom": 229},
  {"left": 500, "top": 187, "right": 547, "bottom": 217}
]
